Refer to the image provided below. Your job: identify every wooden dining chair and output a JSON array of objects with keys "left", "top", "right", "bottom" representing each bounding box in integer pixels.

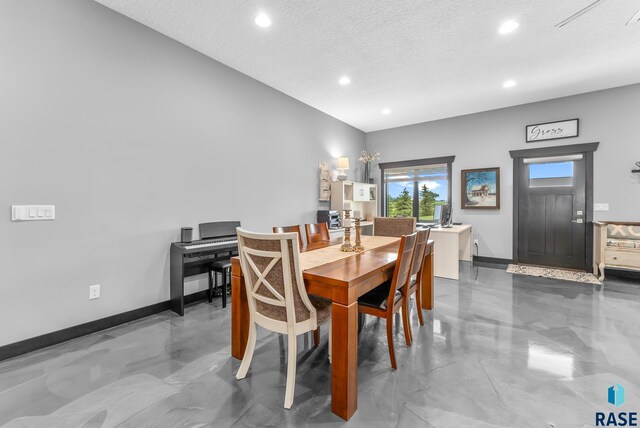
[
  {"left": 273, "top": 225, "right": 303, "bottom": 250},
  {"left": 403, "top": 227, "right": 431, "bottom": 346},
  {"left": 273, "top": 225, "right": 322, "bottom": 346},
  {"left": 304, "top": 222, "right": 330, "bottom": 244},
  {"left": 358, "top": 232, "right": 417, "bottom": 369},
  {"left": 373, "top": 217, "right": 416, "bottom": 237},
  {"left": 235, "top": 228, "right": 332, "bottom": 409}
]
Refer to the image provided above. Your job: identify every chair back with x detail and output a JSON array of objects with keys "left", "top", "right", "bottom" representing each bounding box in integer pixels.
[{"left": 235, "top": 228, "right": 332, "bottom": 409}]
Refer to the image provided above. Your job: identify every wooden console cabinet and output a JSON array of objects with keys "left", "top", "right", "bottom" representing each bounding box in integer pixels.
[{"left": 593, "top": 221, "right": 640, "bottom": 280}]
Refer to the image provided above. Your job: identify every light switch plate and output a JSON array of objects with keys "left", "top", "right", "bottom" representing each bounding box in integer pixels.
[
  {"left": 12, "top": 205, "right": 55, "bottom": 221},
  {"left": 594, "top": 203, "right": 609, "bottom": 212},
  {"left": 11, "top": 206, "right": 25, "bottom": 220}
]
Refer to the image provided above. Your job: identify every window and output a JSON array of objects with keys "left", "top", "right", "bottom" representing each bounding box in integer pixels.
[{"left": 379, "top": 156, "right": 454, "bottom": 224}]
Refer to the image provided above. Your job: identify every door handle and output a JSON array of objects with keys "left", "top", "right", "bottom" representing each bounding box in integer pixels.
[{"left": 570, "top": 219, "right": 584, "bottom": 224}]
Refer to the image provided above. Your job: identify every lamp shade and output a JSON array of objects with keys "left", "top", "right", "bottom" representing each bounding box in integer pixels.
[{"left": 337, "top": 157, "right": 350, "bottom": 170}]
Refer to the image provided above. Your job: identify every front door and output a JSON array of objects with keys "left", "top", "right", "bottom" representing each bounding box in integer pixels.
[{"left": 517, "top": 155, "right": 586, "bottom": 270}]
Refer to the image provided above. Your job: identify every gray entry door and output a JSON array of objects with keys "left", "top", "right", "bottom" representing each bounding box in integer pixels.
[{"left": 517, "top": 156, "right": 586, "bottom": 270}]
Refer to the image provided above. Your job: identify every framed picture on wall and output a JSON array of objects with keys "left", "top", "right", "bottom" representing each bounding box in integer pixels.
[{"left": 461, "top": 167, "right": 500, "bottom": 209}]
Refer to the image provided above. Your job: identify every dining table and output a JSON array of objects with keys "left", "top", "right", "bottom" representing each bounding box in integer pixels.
[{"left": 230, "top": 234, "right": 435, "bottom": 420}]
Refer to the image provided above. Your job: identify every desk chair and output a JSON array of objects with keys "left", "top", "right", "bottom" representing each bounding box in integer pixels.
[
  {"left": 273, "top": 225, "right": 303, "bottom": 250},
  {"left": 305, "top": 222, "right": 330, "bottom": 244},
  {"left": 373, "top": 217, "right": 416, "bottom": 237},
  {"left": 199, "top": 221, "right": 241, "bottom": 308},
  {"left": 358, "top": 232, "right": 416, "bottom": 369},
  {"left": 404, "top": 228, "right": 431, "bottom": 345},
  {"left": 236, "top": 228, "right": 332, "bottom": 409}
]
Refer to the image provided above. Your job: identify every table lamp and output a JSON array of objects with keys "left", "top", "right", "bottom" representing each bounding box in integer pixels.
[{"left": 337, "top": 157, "right": 349, "bottom": 181}]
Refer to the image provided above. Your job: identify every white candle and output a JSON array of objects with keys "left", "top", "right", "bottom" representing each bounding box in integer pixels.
[
  {"left": 343, "top": 202, "right": 351, "bottom": 211},
  {"left": 344, "top": 218, "right": 351, "bottom": 228}
]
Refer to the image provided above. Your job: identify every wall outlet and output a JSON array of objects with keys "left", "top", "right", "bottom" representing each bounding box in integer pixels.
[
  {"left": 594, "top": 203, "right": 609, "bottom": 212},
  {"left": 474, "top": 239, "right": 479, "bottom": 245},
  {"left": 89, "top": 284, "right": 100, "bottom": 300}
]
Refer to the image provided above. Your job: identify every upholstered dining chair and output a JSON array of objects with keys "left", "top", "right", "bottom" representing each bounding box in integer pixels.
[
  {"left": 373, "top": 217, "right": 416, "bottom": 237},
  {"left": 273, "top": 225, "right": 303, "bottom": 250},
  {"left": 358, "top": 232, "right": 417, "bottom": 369},
  {"left": 273, "top": 225, "right": 322, "bottom": 346},
  {"left": 403, "top": 227, "right": 431, "bottom": 346},
  {"left": 235, "top": 228, "right": 332, "bottom": 409},
  {"left": 305, "top": 222, "right": 330, "bottom": 244}
]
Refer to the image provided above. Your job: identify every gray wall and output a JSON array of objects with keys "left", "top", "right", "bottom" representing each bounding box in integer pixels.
[
  {"left": 0, "top": 1, "right": 365, "bottom": 346},
  {"left": 367, "top": 84, "right": 640, "bottom": 260}
]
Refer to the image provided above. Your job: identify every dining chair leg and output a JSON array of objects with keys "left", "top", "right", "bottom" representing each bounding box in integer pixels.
[
  {"left": 402, "top": 301, "right": 412, "bottom": 346},
  {"left": 358, "top": 312, "right": 365, "bottom": 334},
  {"left": 415, "top": 286, "right": 425, "bottom": 326},
  {"left": 386, "top": 315, "right": 397, "bottom": 370},
  {"left": 328, "top": 319, "right": 332, "bottom": 364},
  {"left": 284, "top": 332, "right": 297, "bottom": 409},
  {"left": 236, "top": 322, "right": 257, "bottom": 380},
  {"left": 313, "top": 328, "right": 320, "bottom": 347}
]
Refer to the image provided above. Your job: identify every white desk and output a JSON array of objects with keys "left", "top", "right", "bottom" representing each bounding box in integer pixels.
[{"left": 428, "top": 224, "right": 473, "bottom": 280}]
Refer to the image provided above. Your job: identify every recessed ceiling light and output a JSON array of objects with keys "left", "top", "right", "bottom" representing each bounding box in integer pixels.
[
  {"left": 338, "top": 76, "right": 351, "bottom": 85},
  {"left": 381, "top": 108, "right": 391, "bottom": 115},
  {"left": 254, "top": 13, "right": 271, "bottom": 28},
  {"left": 503, "top": 80, "right": 517, "bottom": 88},
  {"left": 499, "top": 20, "right": 519, "bottom": 34}
]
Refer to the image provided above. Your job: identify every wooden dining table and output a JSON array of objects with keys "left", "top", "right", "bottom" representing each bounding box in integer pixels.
[{"left": 230, "top": 235, "right": 435, "bottom": 420}]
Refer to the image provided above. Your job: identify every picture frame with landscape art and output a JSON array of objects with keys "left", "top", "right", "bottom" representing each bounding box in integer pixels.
[{"left": 461, "top": 167, "right": 500, "bottom": 209}]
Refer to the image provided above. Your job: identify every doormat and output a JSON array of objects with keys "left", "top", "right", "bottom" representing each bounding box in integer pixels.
[{"left": 506, "top": 264, "right": 602, "bottom": 285}]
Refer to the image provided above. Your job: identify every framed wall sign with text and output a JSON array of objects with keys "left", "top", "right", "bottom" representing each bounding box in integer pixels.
[{"left": 526, "top": 119, "right": 579, "bottom": 143}]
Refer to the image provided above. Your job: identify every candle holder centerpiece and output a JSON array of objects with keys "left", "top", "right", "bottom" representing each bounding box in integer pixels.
[
  {"left": 340, "top": 204, "right": 355, "bottom": 252},
  {"left": 353, "top": 218, "right": 365, "bottom": 252}
]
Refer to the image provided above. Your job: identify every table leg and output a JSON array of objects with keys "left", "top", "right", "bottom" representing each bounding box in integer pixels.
[
  {"left": 231, "top": 265, "right": 249, "bottom": 360},
  {"left": 331, "top": 301, "right": 358, "bottom": 420},
  {"left": 421, "top": 251, "right": 434, "bottom": 310}
]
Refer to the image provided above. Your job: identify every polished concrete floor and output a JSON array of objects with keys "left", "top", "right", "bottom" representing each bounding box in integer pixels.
[{"left": 1, "top": 264, "right": 639, "bottom": 427}]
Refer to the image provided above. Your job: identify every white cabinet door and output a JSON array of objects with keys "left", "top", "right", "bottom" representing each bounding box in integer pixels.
[
  {"left": 353, "top": 183, "right": 368, "bottom": 201},
  {"left": 351, "top": 183, "right": 377, "bottom": 201},
  {"left": 367, "top": 184, "right": 377, "bottom": 202}
]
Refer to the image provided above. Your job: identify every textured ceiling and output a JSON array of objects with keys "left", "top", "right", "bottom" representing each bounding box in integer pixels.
[{"left": 93, "top": 0, "right": 640, "bottom": 132}]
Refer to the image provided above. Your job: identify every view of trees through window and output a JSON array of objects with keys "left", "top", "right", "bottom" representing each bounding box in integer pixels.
[{"left": 384, "top": 163, "right": 450, "bottom": 222}]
